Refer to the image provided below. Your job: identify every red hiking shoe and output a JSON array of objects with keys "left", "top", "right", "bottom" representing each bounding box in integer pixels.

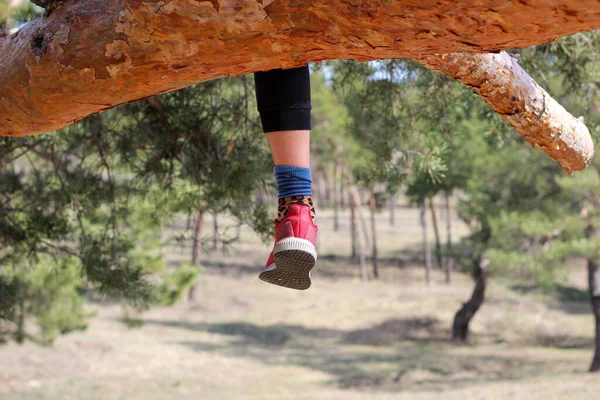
[{"left": 260, "top": 203, "right": 318, "bottom": 290}]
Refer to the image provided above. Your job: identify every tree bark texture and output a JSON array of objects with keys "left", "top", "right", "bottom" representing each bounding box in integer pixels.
[
  {"left": 453, "top": 256, "right": 489, "bottom": 341},
  {"left": 0, "top": 0, "right": 597, "bottom": 172},
  {"left": 428, "top": 196, "right": 442, "bottom": 270},
  {"left": 418, "top": 52, "right": 594, "bottom": 173},
  {"left": 419, "top": 201, "right": 431, "bottom": 286}
]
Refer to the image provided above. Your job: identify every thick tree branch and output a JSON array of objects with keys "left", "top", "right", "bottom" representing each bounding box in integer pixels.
[
  {"left": 418, "top": 52, "right": 594, "bottom": 173},
  {"left": 0, "top": 0, "right": 598, "bottom": 171}
]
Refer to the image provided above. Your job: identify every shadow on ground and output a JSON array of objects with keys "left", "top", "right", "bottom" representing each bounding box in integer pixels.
[
  {"left": 533, "top": 333, "right": 594, "bottom": 349},
  {"left": 511, "top": 284, "right": 591, "bottom": 315},
  {"left": 174, "top": 254, "right": 415, "bottom": 280},
  {"left": 143, "top": 317, "right": 582, "bottom": 392}
]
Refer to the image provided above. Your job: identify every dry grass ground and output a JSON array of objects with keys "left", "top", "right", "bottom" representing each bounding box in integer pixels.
[{"left": 1, "top": 205, "right": 598, "bottom": 400}]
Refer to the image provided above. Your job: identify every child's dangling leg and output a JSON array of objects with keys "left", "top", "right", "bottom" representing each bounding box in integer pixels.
[{"left": 254, "top": 66, "right": 318, "bottom": 290}]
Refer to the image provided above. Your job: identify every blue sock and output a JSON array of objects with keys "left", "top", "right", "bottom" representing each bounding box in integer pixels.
[{"left": 274, "top": 166, "right": 312, "bottom": 199}]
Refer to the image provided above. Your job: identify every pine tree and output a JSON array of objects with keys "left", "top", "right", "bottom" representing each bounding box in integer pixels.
[
  {"left": 446, "top": 32, "right": 600, "bottom": 362},
  {"left": 0, "top": 71, "right": 274, "bottom": 342}
]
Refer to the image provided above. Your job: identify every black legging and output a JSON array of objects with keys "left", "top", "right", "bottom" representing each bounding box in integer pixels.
[{"left": 254, "top": 66, "right": 312, "bottom": 133}]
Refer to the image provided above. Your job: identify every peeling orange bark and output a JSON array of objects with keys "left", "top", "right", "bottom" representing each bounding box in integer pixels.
[
  {"left": 0, "top": 0, "right": 599, "bottom": 169},
  {"left": 418, "top": 52, "right": 594, "bottom": 173}
]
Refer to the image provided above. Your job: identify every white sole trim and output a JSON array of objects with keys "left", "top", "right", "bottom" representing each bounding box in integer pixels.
[
  {"left": 264, "top": 262, "right": 277, "bottom": 272},
  {"left": 273, "top": 237, "right": 318, "bottom": 261}
]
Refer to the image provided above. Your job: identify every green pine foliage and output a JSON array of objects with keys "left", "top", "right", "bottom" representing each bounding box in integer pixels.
[
  {"left": 154, "top": 263, "right": 202, "bottom": 306},
  {"left": 0, "top": 257, "right": 88, "bottom": 344},
  {"left": 0, "top": 75, "right": 273, "bottom": 343},
  {"left": 450, "top": 31, "right": 600, "bottom": 286}
]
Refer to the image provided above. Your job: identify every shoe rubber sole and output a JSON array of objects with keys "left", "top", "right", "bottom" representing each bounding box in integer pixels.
[{"left": 259, "top": 237, "right": 317, "bottom": 291}]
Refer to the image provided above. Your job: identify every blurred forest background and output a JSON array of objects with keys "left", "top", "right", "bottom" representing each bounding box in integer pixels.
[{"left": 1, "top": 1, "right": 600, "bottom": 399}]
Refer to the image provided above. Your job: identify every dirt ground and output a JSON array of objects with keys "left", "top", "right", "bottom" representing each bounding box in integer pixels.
[{"left": 1, "top": 206, "right": 598, "bottom": 400}]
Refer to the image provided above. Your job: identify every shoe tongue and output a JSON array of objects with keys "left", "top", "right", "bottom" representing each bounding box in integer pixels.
[{"left": 286, "top": 203, "right": 303, "bottom": 215}]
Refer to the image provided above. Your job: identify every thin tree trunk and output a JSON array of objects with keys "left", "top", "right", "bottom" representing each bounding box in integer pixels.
[
  {"left": 339, "top": 164, "right": 346, "bottom": 210},
  {"left": 369, "top": 185, "right": 379, "bottom": 279},
  {"left": 443, "top": 191, "right": 453, "bottom": 284},
  {"left": 192, "top": 213, "right": 203, "bottom": 266},
  {"left": 453, "top": 256, "right": 490, "bottom": 341},
  {"left": 188, "top": 212, "right": 204, "bottom": 303},
  {"left": 324, "top": 164, "right": 334, "bottom": 208},
  {"left": 420, "top": 201, "right": 432, "bottom": 286},
  {"left": 588, "top": 257, "right": 600, "bottom": 372},
  {"left": 585, "top": 225, "right": 600, "bottom": 372},
  {"left": 212, "top": 213, "right": 220, "bottom": 250},
  {"left": 349, "top": 188, "right": 357, "bottom": 260},
  {"left": 0, "top": 18, "right": 8, "bottom": 41},
  {"left": 356, "top": 188, "right": 371, "bottom": 249},
  {"left": 333, "top": 163, "right": 340, "bottom": 231},
  {"left": 0, "top": 0, "right": 18, "bottom": 40},
  {"left": 15, "top": 295, "right": 25, "bottom": 344},
  {"left": 311, "top": 164, "right": 318, "bottom": 203},
  {"left": 389, "top": 195, "right": 396, "bottom": 226},
  {"left": 235, "top": 223, "right": 242, "bottom": 241},
  {"left": 429, "top": 196, "right": 443, "bottom": 270},
  {"left": 318, "top": 170, "right": 327, "bottom": 208},
  {"left": 185, "top": 213, "right": 192, "bottom": 231},
  {"left": 350, "top": 186, "right": 368, "bottom": 281}
]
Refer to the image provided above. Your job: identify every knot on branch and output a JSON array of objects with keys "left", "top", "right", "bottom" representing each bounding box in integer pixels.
[{"left": 30, "top": 29, "right": 52, "bottom": 58}]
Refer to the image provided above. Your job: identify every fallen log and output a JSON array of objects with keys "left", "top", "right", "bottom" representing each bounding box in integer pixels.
[{"left": 0, "top": 0, "right": 598, "bottom": 170}]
